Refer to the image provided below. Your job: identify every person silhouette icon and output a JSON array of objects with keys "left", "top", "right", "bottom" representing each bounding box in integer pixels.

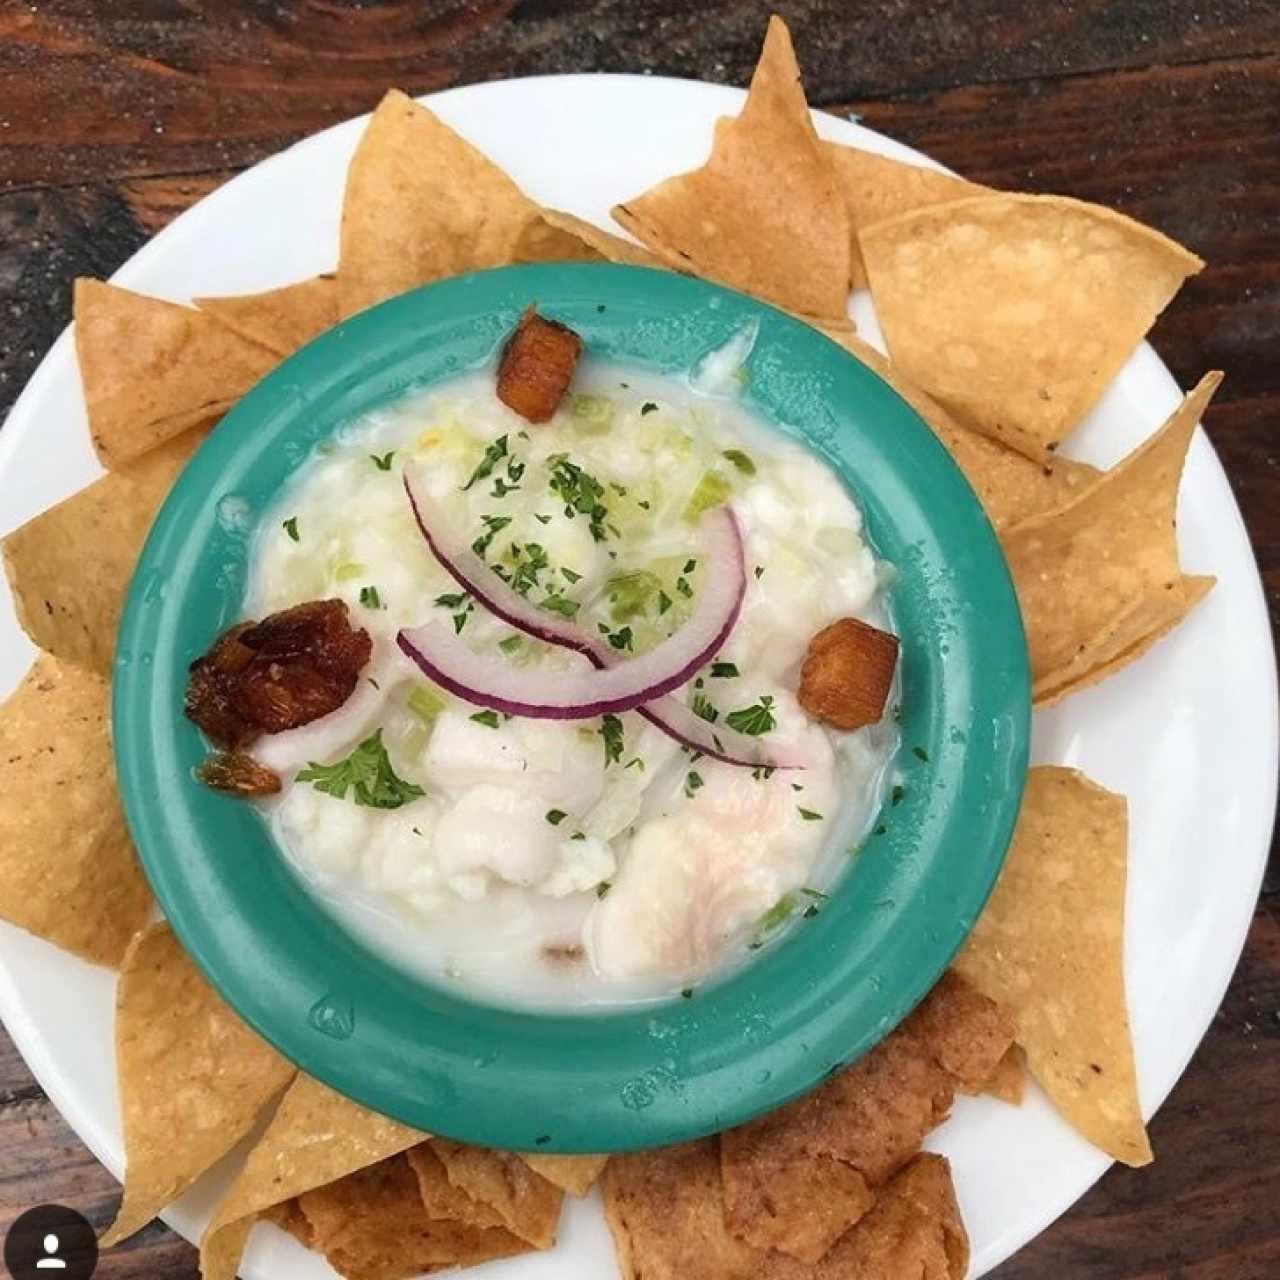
[{"left": 36, "top": 1233, "right": 67, "bottom": 1269}]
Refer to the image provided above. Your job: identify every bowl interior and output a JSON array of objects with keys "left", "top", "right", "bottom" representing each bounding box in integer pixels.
[{"left": 114, "top": 262, "right": 1029, "bottom": 1152}]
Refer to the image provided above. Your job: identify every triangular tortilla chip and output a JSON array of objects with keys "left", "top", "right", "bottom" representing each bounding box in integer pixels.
[
  {"left": 860, "top": 194, "right": 1203, "bottom": 459},
  {"left": 817, "top": 327, "right": 1099, "bottom": 527},
  {"left": 604, "top": 1141, "right": 966, "bottom": 1280},
  {"left": 102, "top": 923, "right": 296, "bottom": 1246},
  {"left": 954, "top": 767, "right": 1152, "bottom": 1166},
  {"left": 297, "top": 1152, "right": 527, "bottom": 1279},
  {"left": 612, "top": 17, "right": 851, "bottom": 323},
  {"left": 514, "top": 208, "right": 663, "bottom": 269},
  {"left": 338, "top": 89, "right": 544, "bottom": 318},
  {"left": 195, "top": 275, "right": 338, "bottom": 358},
  {"left": 75, "top": 278, "right": 276, "bottom": 468},
  {"left": 519, "top": 1152, "right": 609, "bottom": 1197},
  {"left": 1002, "top": 372, "right": 1220, "bottom": 703},
  {"left": 0, "top": 656, "right": 150, "bottom": 966},
  {"left": 720, "top": 972, "right": 1009, "bottom": 1262},
  {"left": 3, "top": 426, "right": 208, "bottom": 675},
  {"left": 199, "top": 1073, "right": 426, "bottom": 1280},
  {"left": 822, "top": 143, "right": 988, "bottom": 288},
  {"left": 975, "top": 1045, "right": 1027, "bottom": 1107},
  {"left": 407, "top": 1144, "right": 506, "bottom": 1229},
  {"left": 430, "top": 1139, "right": 563, "bottom": 1249}
]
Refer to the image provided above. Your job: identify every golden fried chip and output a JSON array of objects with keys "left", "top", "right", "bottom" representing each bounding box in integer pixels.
[
  {"left": 817, "top": 327, "right": 1098, "bottom": 528},
  {"left": 605, "top": 1141, "right": 966, "bottom": 1280},
  {"left": 406, "top": 1144, "right": 506, "bottom": 1230},
  {"left": 74, "top": 279, "right": 276, "bottom": 468},
  {"left": 339, "top": 89, "right": 544, "bottom": 319},
  {"left": 612, "top": 17, "right": 851, "bottom": 323},
  {"left": 102, "top": 922, "right": 296, "bottom": 1246},
  {"left": 720, "top": 972, "right": 1007, "bottom": 1262},
  {"left": 977, "top": 1045, "right": 1027, "bottom": 1106},
  {"left": 0, "top": 656, "right": 150, "bottom": 966},
  {"left": 430, "top": 1139, "right": 563, "bottom": 1249},
  {"left": 298, "top": 1153, "right": 527, "bottom": 1280},
  {"left": 3, "top": 427, "right": 208, "bottom": 675},
  {"left": 199, "top": 1074, "right": 427, "bottom": 1280},
  {"left": 519, "top": 1152, "right": 609, "bottom": 1197},
  {"left": 860, "top": 194, "right": 1203, "bottom": 459},
  {"left": 1002, "top": 372, "right": 1220, "bottom": 704},
  {"left": 953, "top": 767, "right": 1152, "bottom": 1166},
  {"left": 514, "top": 208, "right": 662, "bottom": 269},
  {"left": 195, "top": 275, "right": 338, "bottom": 358},
  {"left": 261, "top": 1199, "right": 313, "bottom": 1247},
  {"left": 822, "top": 143, "right": 988, "bottom": 288}
]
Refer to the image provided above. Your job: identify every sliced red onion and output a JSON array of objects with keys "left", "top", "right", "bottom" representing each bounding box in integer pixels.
[
  {"left": 398, "top": 503, "right": 745, "bottom": 719},
  {"left": 403, "top": 470, "right": 792, "bottom": 766}
]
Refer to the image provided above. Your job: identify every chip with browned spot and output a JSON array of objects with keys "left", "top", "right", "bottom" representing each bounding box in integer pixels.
[{"left": 519, "top": 1153, "right": 610, "bottom": 1197}]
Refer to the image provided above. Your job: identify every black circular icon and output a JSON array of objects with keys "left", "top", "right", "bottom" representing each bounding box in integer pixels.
[{"left": 4, "top": 1205, "right": 97, "bottom": 1280}]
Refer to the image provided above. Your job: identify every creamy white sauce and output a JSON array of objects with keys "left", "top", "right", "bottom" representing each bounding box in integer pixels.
[{"left": 245, "top": 356, "right": 898, "bottom": 1007}]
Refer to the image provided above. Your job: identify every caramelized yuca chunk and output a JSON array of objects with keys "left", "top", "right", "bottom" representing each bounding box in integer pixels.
[
  {"left": 196, "top": 752, "right": 282, "bottom": 797},
  {"left": 497, "top": 306, "right": 584, "bottom": 422},
  {"left": 186, "top": 599, "right": 372, "bottom": 748},
  {"left": 798, "top": 617, "right": 899, "bottom": 729}
]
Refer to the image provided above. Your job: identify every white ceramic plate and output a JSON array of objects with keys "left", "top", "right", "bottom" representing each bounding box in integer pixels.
[{"left": 0, "top": 75, "right": 1275, "bottom": 1279}]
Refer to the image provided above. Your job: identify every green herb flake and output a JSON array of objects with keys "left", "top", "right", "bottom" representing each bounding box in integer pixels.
[
  {"left": 297, "top": 730, "right": 425, "bottom": 810},
  {"left": 435, "top": 591, "right": 468, "bottom": 609},
  {"left": 754, "top": 565, "right": 764, "bottom": 580},
  {"left": 358, "top": 585, "right": 381, "bottom": 610},
  {"left": 407, "top": 683, "right": 447, "bottom": 725},
  {"left": 675, "top": 576, "right": 693, "bottom": 598},
  {"left": 681, "top": 987, "right": 694, "bottom": 999},
  {"left": 801, "top": 887, "right": 829, "bottom": 900},
  {"left": 691, "top": 692, "right": 718, "bottom": 724},
  {"left": 722, "top": 448, "right": 756, "bottom": 476},
  {"left": 534, "top": 513, "right": 552, "bottom": 525},
  {"left": 540, "top": 594, "right": 580, "bottom": 619},
  {"left": 637, "top": 499, "right": 651, "bottom": 511},
  {"left": 470, "top": 710, "right": 500, "bottom": 729},
  {"left": 657, "top": 590, "right": 673, "bottom": 615},
  {"left": 803, "top": 905, "right": 820, "bottom": 919},
  {"left": 912, "top": 746, "right": 929, "bottom": 762},
  {"left": 797, "top": 807, "right": 824, "bottom": 821},
  {"left": 757, "top": 892, "right": 799, "bottom": 936},
  {"left": 498, "top": 634, "right": 523, "bottom": 655},
  {"left": 462, "top": 434, "right": 508, "bottom": 491},
  {"left": 546, "top": 808, "right": 568, "bottom": 826},
  {"left": 725, "top": 695, "right": 777, "bottom": 737},
  {"left": 710, "top": 662, "right": 739, "bottom": 678},
  {"left": 684, "top": 769, "right": 704, "bottom": 797},
  {"left": 370, "top": 451, "right": 395, "bottom": 471},
  {"left": 599, "top": 714, "right": 624, "bottom": 767},
  {"left": 683, "top": 558, "right": 697, "bottom": 575},
  {"left": 471, "top": 514, "right": 513, "bottom": 558},
  {"left": 606, "top": 625, "right": 634, "bottom": 652},
  {"left": 560, "top": 566, "right": 582, "bottom": 584},
  {"left": 282, "top": 516, "right": 300, "bottom": 542},
  {"left": 490, "top": 476, "right": 521, "bottom": 498},
  {"left": 892, "top": 784, "right": 905, "bottom": 806},
  {"left": 624, "top": 756, "right": 645, "bottom": 772},
  {"left": 571, "top": 831, "right": 586, "bottom": 841},
  {"left": 640, "top": 401, "right": 658, "bottom": 415},
  {"left": 596, "top": 881, "right": 611, "bottom": 898}
]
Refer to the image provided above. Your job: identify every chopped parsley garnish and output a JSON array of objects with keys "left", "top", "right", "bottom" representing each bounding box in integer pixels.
[
  {"left": 507, "top": 541, "right": 550, "bottom": 596},
  {"left": 470, "top": 710, "right": 500, "bottom": 729},
  {"left": 571, "top": 831, "right": 586, "bottom": 841},
  {"left": 370, "top": 450, "right": 395, "bottom": 471},
  {"left": 640, "top": 401, "right": 658, "bottom": 415},
  {"left": 560, "top": 566, "right": 582, "bottom": 584},
  {"left": 725, "top": 695, "right": 776, "bottom": 737},
  {"left": 599, "top": 714, "right": 624, "bottom": 766},
  {"left": 534, "top": 513, "right": 552, "bottom": 525},
  {"left": 874, "top": 824, "right": 887, "bottom": 836},
  {"left": 803, "top": 905, "right": 820, "bottom": 919},
  {"left": 657, "top": 590, "right": 673, "bottom": 615},
  {"left": 681, "top": 987, "right": 694, "bottom": 999},
  {"left": 540, "top": 594, "right": 580, "bottom": 619},
  {"left": 471, "top": 514, "right": 513, "bottom": 557},
  {"left": 548, "top": 453, "right": 610, "bottom": 541},
  {"left": 710, "top": 661, "right": 739, "bottom": 678},
  {"left": 791, "top": 782, "right": 804, "bottom": 792},
  {"left": 282, "top": 516, "right": 299, "bottom": 541},
  {"left": 596, "top": 881, "right": 611, "bottom": 898},
  {"left": 683, "top": 558, "right": 697, "bottom": 574},
  {"left": 452, "top": 601, "right": 474, "bottom": 634},
  {"left": 685, "top": 770, "right": 704, "bottom": 798},
  {"left": 610, "top": 482, "right": 628, "bottom": 497},
  {"left": 637, "top": 499, "right": 651, "bottom": 510},
  {"left": 435, "top": 591, "right": 468, "bottom": 609},
  {"left": 756, "top": 892, "right": 799, "bottom": 936},
  {"left": 675, "top": 576, "right": 693, "bottom": 598},
  {"left": 751, "top": 765, "right": 776, "bottom": 781},
  {"left": 624, "top": 756, "right": 645, "bottom": 771},
  {"left": 490, "top": 475, "right": 521, "bottom": 497},
  {"left": 462, "top": 434, "right": 508, "bottom": 491},
  {"left": 891, "top": 784, "right": 905, "bottom": 806},
  {"left": 606, "top": 625, "right": 634, "bottom": 652},
  {"left": 722, "top": 448, "right": 756, "bottom": 475},
  {"left": 797, "top": 807, "right": 823, "bottom": 821},
  {"left": 691, "top": 692, "right": 718, "bottom": 723},
  {"left": 297, "top": 730, "right": 424, "bottom": 810},
  {"left": 498, "top": 634, "right": 523, "bottom": 655},
  {"left": 546, "top": 808, "right": 568, "bottom": 826},
  {"left": 754, "top": 565, "right": 764, "bottom": 580},
  {"left": 912, "top": 746, "right": 930, "bottom": 762},
  {"left": 801, "top": 887, "right": 829, "bottom": 900},
  {"left": 358, "top": 585, "right": 381, "bottom": 609}
]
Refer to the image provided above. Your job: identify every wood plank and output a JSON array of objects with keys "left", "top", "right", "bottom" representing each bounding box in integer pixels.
[{"left": 2, "top": 1, "right": 1278, "bottom": 187}]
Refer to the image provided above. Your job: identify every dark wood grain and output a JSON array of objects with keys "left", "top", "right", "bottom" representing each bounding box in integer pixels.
[{"left": 0, "top": 2, "right": 1276, "bottom": 1277}]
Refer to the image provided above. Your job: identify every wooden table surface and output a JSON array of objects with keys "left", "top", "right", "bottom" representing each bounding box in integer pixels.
[{"left": 0, "top": 2, "right": 1276, "bottom": 1276}]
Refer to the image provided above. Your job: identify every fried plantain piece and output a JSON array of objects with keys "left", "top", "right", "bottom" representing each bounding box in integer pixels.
[
  {"left": 496, "top": 306, "right": 583, "bottom": 423},
  {"left": 798, "top": 617, "right": 899, "bottom": 730},
  {"left": 196, "top": 752, "right": 282, "bottom": 797}
]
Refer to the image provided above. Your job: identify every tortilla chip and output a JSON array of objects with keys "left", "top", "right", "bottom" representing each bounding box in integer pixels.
[
  {"left": 977, "top": 1045, "right": 1027, "bottom": 1106},
  {"left": 195, "top": 275, "right": 338, "bottom": 358},
  {"left": 3, "top": 427, "right": 208, "bottom": 675},
  {"left": 612, "top": 17, "right": 851, "bottom": 324},
  {"left": 953, "top": 767, "right": 1152, "bottom": 1166},
  {"left": 0, "top": 656, "right": 150, "bottom": 966},
  {"left": 906, "top": 970, "right": 1016, "bottom": 1093},
  {"left": 199, "top": 1073, "right": 427, "bottom": 1280},
  {"left": 74, "top": 278, "right": 276, "bottom": 468},
  {"left": 860, "top": 194, "right": 1203, "bottom": 459},
  {"left": 822, "top": 143, "right": 988, "bottom": 289},
  {"left": 514, "top": 208, "right": 663, "bottom": 269},
  {"left": 298, "top": 1152, "right": 527, "bottom": 1280},
  {"left": 102, "top": 922, "right": 296, "bottom": 1246},
  {"left": 339, "top": 89, "right": 545, "bottom": 319},
  {"left": 816, "top": 327, "right": 1098, "bottom": 528},
  {"left": 605, "top": 1141, "right": 966, "bottom": 1280},
  {"left": 261, "top": 1199, "right": 313, "bottom": 1247},
  {"left": 519, "top": 1152, "right": 609, "bottom": 1197},
  {"left": 1002, "top": 372, "right": 1220, "bottom": 704},
  {"left": 406, "top": 1144, "right": 506, "bottom": 1230},
  {"left": 429, "top": 1139, "right": 563, "bottom": 1249}
]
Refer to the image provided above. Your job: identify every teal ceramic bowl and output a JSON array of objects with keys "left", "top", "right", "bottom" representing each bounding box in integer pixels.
[{"left": 115, "top": 263, "right": 1029, "bottom": 1152}]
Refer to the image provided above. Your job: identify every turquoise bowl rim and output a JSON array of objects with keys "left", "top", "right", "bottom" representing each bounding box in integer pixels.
[{"left": 114, "top": 262, "right": 1030, "bottom": 1152}]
